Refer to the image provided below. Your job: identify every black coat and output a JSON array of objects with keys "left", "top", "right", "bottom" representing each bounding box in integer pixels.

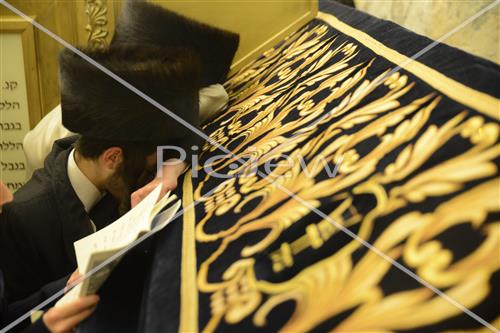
[
  {"left": 0, "top": 136, "right": 119, "bottom": 302},
  {"left": 1, "top": 269, "right": 67, "bottom": 333},
  {"left": 0, "top": 271, "right": 6, "bottom": 328}
]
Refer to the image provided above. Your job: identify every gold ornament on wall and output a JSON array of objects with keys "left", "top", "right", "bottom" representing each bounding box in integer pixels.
[{"left": 85, "top": 0, "right": 108, "bottom": 49}]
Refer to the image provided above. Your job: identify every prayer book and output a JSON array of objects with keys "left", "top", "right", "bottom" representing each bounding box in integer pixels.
[{"left": 57, "top": 184, "right": 180, "bottom": 305}]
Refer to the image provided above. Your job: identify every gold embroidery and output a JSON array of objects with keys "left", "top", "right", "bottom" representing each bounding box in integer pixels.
[{"left": 187, "top": 20, "right": 500, "bottom": 332}]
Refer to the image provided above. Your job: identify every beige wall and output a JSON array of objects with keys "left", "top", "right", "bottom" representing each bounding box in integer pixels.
[
  {"left": 1, "top": 1, "right": 79, "bottom": 118},
  {"left": 355, "top": 0, "right": 499, "bottom": 64},
  {"left": 0, "top": 0, "right": 117, "bottom": 119}
]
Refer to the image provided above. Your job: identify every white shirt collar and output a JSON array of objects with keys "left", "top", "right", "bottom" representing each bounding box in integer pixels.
[{"left": 67, "top": 149, "right": 104, "bottom": 213}]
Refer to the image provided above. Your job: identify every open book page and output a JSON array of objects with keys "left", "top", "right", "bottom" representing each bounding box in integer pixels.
[
  {"left": 57, "top": 184, "right": 181, "bottom": 306},
  {"left": 74, "top": 184, "right": 163, "bottom": 271},
  {"left": 143, "top": 189, "right": 179, "bottom": 236},
  {"left": 58, "top": 249, "right": 121, "bottom": 306},
  {"left": 150, "top": 198, "right": 181, "bottom": 232},
  {"left": 72, "top": 200, "right": 182, "bottom": 300}
]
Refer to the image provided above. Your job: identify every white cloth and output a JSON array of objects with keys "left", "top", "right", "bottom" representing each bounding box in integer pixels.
[
  {"left": 23, "top": 84, "right": 229, "bottom": 175},
  {"left": 23, "top": 104, "right": 74, "bottom": 175},
  {"left": 199, "top": 84, "right": 228, "bottom": 123}
]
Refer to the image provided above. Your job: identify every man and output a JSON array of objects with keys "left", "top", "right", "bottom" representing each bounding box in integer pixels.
[
  {"left": 1, "top": 181, "right": 99, "bottom": 333},
  {"left": 23, "top": 86, "right": 228, "bottom": 179},
  {"left": 23, "top": 1, "right": 240, "bottom": 205},
  {"left": 0, "top": 45, "right": 201, "bottom": 303}
]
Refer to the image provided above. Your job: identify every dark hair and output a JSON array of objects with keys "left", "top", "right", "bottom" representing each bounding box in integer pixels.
[
  {"left": 75, "top": 136, "right": 158, "bottom": 192},
  {"left": 75, "top": 136, "right": 157, "bottom": 159}
]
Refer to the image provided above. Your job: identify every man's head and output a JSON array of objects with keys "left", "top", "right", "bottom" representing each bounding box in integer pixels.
[
  {"left": 59, "top": 45, "right": 201, "bottom": 213},
  {"left": 74, "top": 136, "right": 158, "bottom": 213},
  {"left": 59, "top": 46, "right": 201, "bottom": 145}
]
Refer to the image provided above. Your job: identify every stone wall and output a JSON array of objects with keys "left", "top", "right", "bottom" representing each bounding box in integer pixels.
[{"left": 355, "top": 0, "right": 499, "bottom": 63}]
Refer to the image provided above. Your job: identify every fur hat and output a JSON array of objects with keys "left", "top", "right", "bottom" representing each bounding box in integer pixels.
[
  {"left": 59, "top": 45, "right": 201, "bottom": 145},
  {"left": 111, "top": 1, "right": 239, "bottom": 87}
]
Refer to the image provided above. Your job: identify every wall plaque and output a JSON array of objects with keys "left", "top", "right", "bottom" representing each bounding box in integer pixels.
[{"left": 1, "top": 17, "right": 41, "bottom": 191}]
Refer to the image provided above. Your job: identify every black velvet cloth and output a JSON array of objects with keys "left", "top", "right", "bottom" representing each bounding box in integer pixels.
[{"left": 0, "top": 270, "right": 66, "bottom": 333}]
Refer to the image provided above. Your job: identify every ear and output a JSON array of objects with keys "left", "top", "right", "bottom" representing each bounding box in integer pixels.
[{"left": 101, "top": 147, "right": 124, "bottom": 171}]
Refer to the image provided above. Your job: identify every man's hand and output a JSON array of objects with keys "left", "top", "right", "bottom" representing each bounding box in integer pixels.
[
  {"left": 0, "top": 181, "right": 13, "bottom": 210},
  {"left": 131, "top": 159, "right": 186, "bottom": 208},
  {"left": 42, "top": 295, "right": 99, "bottom": 333}
]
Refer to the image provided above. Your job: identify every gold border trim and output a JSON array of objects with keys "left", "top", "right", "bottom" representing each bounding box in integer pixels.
[
  {"left": 317, "top": 11, "right": 500, "bottom": 120},
  {"left": 179, "top": 170, "right": 199, "bottom": 333}
]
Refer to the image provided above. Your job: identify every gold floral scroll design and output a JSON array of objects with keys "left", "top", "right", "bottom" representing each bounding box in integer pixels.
[
  {"left": 255, "top": 180, "right": 500, "bottom": 332},
  {"left": 195, "top": 67, "right": 428, "bottom": 252},
  {"left": 199, "top": 109, "right": 500, "bottom": 332},
  {"left": 85, "top": 0, "right": 108, "bottom": 49},
  {"left": 253, "top": 117, "right": 500, "bottom": 332},
  {"left": 194, "top": 21, "right": 500, "bottom": 333}
]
